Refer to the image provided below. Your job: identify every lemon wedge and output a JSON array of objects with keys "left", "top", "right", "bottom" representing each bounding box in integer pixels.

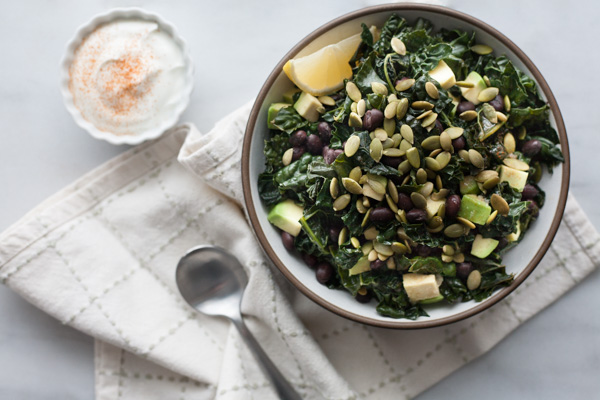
[{"left": 283, "top": 27, "right": 377, "bottom": 96}]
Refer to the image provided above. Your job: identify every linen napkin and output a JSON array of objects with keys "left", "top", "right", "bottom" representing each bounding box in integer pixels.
[{"left": 1, "top": 103, "right": 598, "bottom": 400}]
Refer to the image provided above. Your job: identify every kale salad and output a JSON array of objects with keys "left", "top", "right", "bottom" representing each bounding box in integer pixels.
[{"left": 258, "top": 14, "right": 563, "bottom": 319}]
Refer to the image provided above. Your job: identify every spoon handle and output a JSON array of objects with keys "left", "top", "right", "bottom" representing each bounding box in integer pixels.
[{"left": 232, "top": 318, "right": 302, "bottom": 400}]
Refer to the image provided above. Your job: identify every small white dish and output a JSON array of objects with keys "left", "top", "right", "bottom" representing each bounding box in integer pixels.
[{"left": 60, "top": 8, "right": 194, "bottom": 145}]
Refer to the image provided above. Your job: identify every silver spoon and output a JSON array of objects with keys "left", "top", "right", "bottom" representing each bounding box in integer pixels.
[{"left": 176, "top": 245, "right": 302, "bottom": 400}]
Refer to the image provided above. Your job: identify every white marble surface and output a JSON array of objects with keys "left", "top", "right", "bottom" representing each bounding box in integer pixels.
[{"left": 0, "top": 0, "right": 598, "bottom": 398}]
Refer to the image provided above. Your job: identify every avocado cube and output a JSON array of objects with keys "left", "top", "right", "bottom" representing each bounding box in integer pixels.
[
  {"left": 428, "top": 60, "right": 456, "bottom": 89},
  {"left": 499, "top": 165, "right": 528, "bottom": 192},
  {"left": 267, "top": 199, "right": 304, "bottom": 237},
  {"left": 349, "top": 256, "right": 371, "bottom": 276},
  {"left": 294, "top": 92, "right": 325, "bottom": 122},
  {"left": 402, "top": 273, "right": 441, "bottom": 303},
  {"left": 267, "top": 103, "right": 290, "bottom": 129},
  {"left": 457, "top": 194, "right": 491, "bottom": 225},
  {"left": 426, "top": 197, "right": 445, "bottom": 219},
  {"left": 460, "top": 71, "right": 487, "bottom": 105},
  {"left": 471, "top": 234, "right": 499, "bottom": 258},
  {"left": 282, "top": 87, "right": 301, "bottom": 104}
]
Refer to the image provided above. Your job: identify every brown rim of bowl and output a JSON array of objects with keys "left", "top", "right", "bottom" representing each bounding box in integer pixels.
[{"left": 242, "top": 3, "right": 570, "bottom": 329}]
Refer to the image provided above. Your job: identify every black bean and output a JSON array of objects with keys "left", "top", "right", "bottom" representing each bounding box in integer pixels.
[
  {"left": 489, "top": 94, "right": 504, "bottom": 112},
  {"left": 281, "top": 231, "right": 294, "bottom": 251},
  {"left": 316, "top": 262, "right": 334, "bottom": 284},
  {"left": 370, "top": 259, "right": 385, "bottom": 270},
  {"left": 456, "top": 262, "right": 474, "bottom": 282},
  {"left": 388, "top": 174, "right": 405, "bottom": 186},
  {"left": 456, "top": 101, "right": 476, "bottom": 115},
  {"left": 321, "top": 145, "right": 330, "bottom": 157},
  {"left": 415, "top": 244, "right": 433, "bottom": 257},
  {"left": 381, "top": 155, "right": 401, "bottom": 168},
  {"left": 406, "top": 208, "right": 427, "bottom": 224},
  {"left": 362, "top": 109, "right": 384, "bottom": 131},
  {"left": 329, "top": 226, "right": 342, "bottom": 243},
  {"left": 528, "top": 201, "right": 540, "bottom": 218},
  {"left": 452, "top": 136, "right": 466, "bottom": 151},
  {"left": 323, "top": 149, "right": 336, "bottom": 164},
  {"left": 497, "top": 237, "right": 509, "bottom": 250},
  {"left": 292, "top": 146, "right": 305, "bottom": 161},
  {"left": 521, "top": 184, "right": 539, "bottom": 201},
  {"left": 317, "top": 122, "right": 332, "bottom": 143},
  {"left": 306, "top": 134, "right": 323, "bottom": 155},
  {"left": 369, "top": 207, "right": 395, "bottom": 222},
  {"left": 355, "top": 291, "right": 372, "bottom": 303},
  {"left": 302, "top": 253, "right": 318, "bottom": 268},
  {"left": 397, "top": 193, "right": 413, "bottom": 211},
  {"left": 522, "top": 140, "right": 542, "bottom": 156},
  {"left": 332, "top": 149, "right": 343, "bottom": 159},
  {"left": 289, "top": 130, "right": 307, "bottom": 146},
  {"left": 446, "top": 194, "right": 461, "bottom": 218},
  {"left": 434, "top": 119, "right": 444, "bottom": 133}
]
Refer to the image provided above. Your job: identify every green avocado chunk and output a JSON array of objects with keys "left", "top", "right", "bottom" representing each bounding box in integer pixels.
[
  {"left": 457, "top": 194, "right": 491, "bottom": 225},
  {"left": 294, "top": 92, "right": 324, "bottom": 122},
  {"left": 459, "top": 176, "right": 481, "bottom": 195},
  {"left": 471, "top": 234, "right": 499, "bottom": 258},
  {"left": 267, "top": 103, "right": 290, "bottom": 129},
  {"left": 267, "top": 199, "right": 304, "bottom": 237},
  {"left": 460, "top": 71, "right": 487, "bottom": 105}
]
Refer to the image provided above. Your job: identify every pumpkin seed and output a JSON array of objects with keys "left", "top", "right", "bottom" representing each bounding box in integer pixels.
[
  {"left": 395, "top": 98, "right": 409, "bottom": 120},
  {"left": 503, "top": 157, "right": 529, "bottom": 171},
  {"left": 338, "top": 227, "right": 348, "bottom": 246},
  {"left": 396, "top": 227, "right": 410, "bottom": 241},
  {"left": 441, "top": 253, "right": 454, "bottom": 263},
  {"left": 384, "top": 101, "right": 397, "bottom": 119},
  {"left": 356, "top": 199, "right": 367, "bottom": 214},
  {"left": 397, "top": 209, "right": 408, "bottom": 223},
  {"left": 382, "top": 148, "right": 403, "bottom": 157},
  {"left": 357, "top": 99, "right": 366, "bottom": 117},
  {"left": 431, "top": 188, "right": 449, "bottom": 201},
  {"left": 468, "top": 149, "right": 484, "bottom": 169},
  {"left": 483, "top": 75, "right": 491, "bottom": 87},
  {"left": 504, "top": 95, "right": 511, "bottom": 112},
  {"left": 425, "top": 157, "right": 441, "bottom": 171},
  {"left": 373, "top": 240, "right": 393, "bottom": 257},
  {"left": 456, "top": 80, "right": 475, "bottom": 88},
  {"left": 471, "top": 44, "right": 493, "bottom": 55},
  {"left": 420, "top": 181, "right": 434, "bottom": 197},
  {"left": 453, "top": 252, "right": 465, "bottom": 263},
  {"left": 399, "top": 139, "right": 412, "bottom": 153},
  {"left": 485, "top": 210, "right": 498, "bottom": 225},
  {"left": 457, "top": 217, "right": 476, "bottom": 229},
  {"left": 475, "top": 170, "right": 498, "bottom": 182},
  {"left": 445, "top": 127, "right": 464, "bottom": 140},
  {"left": 504, "top": 132, "right": 516, "bottom": 153},
  {"left": 367, "top": 178, "right": 386, "bottom": 195},
  {"left": 406, "top": 147, "right": 420, "bottom": 168},
  {"left": 412, "top": 101, "right": 434, "bottom": 110},
  {"left": 483, "top": 176, "right": 500, "bottom": 190},
  {"left": 478, "top": 87, "right": 499, "bottom": 103},
  {"left": 435, "top": 175, "right": 443, "bottom": 190},
  {"left": 351, "top": 102, "right": 357, "bottom": 113},
  {"left": 362, "top": 241, "right": 374, "bottom": 255},
  {"left": 345, "top": 135, "right": 360, "bottom": 157},
  {"left": 349, "top": 112, "right": 363, "bottom": 127},
  {"left": 349, "top": 166, "right": 362, "bottom": 182},
  {"left": 429, "top": 148, "right": 442, "bottom": 158},
  {"left": 458, "top": 149, "right": 470, "bottom": 162},
  {"left": 282, "top": 148, "right": 293, "bottom": 166},
  {"left": 490, "top": 193, "right": 510, "bottom": 216},
  {"left": 351, "top": 236, "right": 361, "bottom": 249},
  {"left": 467, "top": 270, "right": 482, "bottom": 290},
  {"left": 428, "top": 216, "right": 443, "bottom": 229},
  {"left": 383, "top": 118, "right": 395, "bottom": 136},
  {"left": 411, "top": 192, "right": 427, "bottom": 210},
  {"left": 400, "top": 124, "right": 414, "bottom": 144},
  {"left": 482, "top": 103, "right": 498, "bottom": 123},
  {"left": 387, "top": 181, "right": 398, "bottom": 203},
  {"left": 386, "top": 194, "right": 399, "bottom": 213},
  {"left": 364, "top": 226, "right": 379, "bottom": 240},
  {"left": 318, "top": 95, "right": 336, "bottom": 106},
  {"left": 395, "top": 78, "right": 415, "bottom": 92},
  {"left": 437, "top": 203, "right": 446, "bottom": 219},
  {"left": 425, "top": 82, "right": 440, "bottom": 99},
  {"left": 440, "top": 131, "right": 453, "bottom": 152},
  {"left": 517, "top": 126, "right": 527, "bottom": 140},
  {"left": 387, "top": 258, "right": 396, "bottom": 270},
  {"left": 421, "top": 135, "right": 441, "bottom": 150},
  {"left": 398, "top": 159, "right": 411, "bottom": 174},
  {"left": 373, "top": 128, "right": 388, "bottom": 142},
  {"left": 346, "top": 81, "right": 362, "bottom": 102},
  {"left": 359, "top": 175, "right": 369, "bottom": 185},
  {"left": 330, "top": 177, "right": 339, "bottom": 199},
  {"left": 436, "top": 151, "right": 451, "bottom": 169},
  {"left": 459, "top": 110, "right": 478, "bottom": 121},
  {"left": 496, "top": 111, "right": 507, "bottom": 123},
  {"left": 363, "top": 196, "right": 371, "bottom": 208},
  {"left": 362, "top": 208, "right": 372, "bottom": 227},
  {"left": 444, "top": 223, "right": 465, "bottom": 238},
  {"left": 342, "top": 177, "right": 363, "bottom": 194},
  {"left": 370, "top": 138, "right": 383, "bottom": 162},
  {"left": 377, "top": 252, "right": 389, "bottom": 262},
  {"left": 416, "top": 168, "right": 428, "bottom": 184},
  {"left": 421, "top": 112, "right": 438, "bottom": 128},
  {"left": 416, "top": 109, "right": 433, "bottom": 120},
  {"left": 371, "top": 81, "right": 388, "bottom": 96},
  {"left": 391, "top": 37, "right": 407, "bottom": 55},
  {"left": 443, "top": 244, "right": 455, "bottom": 256},
  {"left": 367, "top": 249, "right": 378, "bottom": 261},
  {"left": 388, "top": 94, "right": 398, "bottom": 103},
  {"left": 391, "top": 241, "right": 408, "bottom": 254},
  {"left": 391, "top": 133, "right": 402, "bottom": 147},
  {"left": 333, "top": 194, "right": 351, "bottom": 211},
  {"left": 427, "top": 224, "right": 444, "bottom": 234}
]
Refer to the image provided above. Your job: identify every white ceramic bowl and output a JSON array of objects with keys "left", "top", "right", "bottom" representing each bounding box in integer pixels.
[
  {"left": 60, "top": 8, "right": 194, "bottom": 145},
  {"left": 242, "top": 4, "right": 570, "bottom": 328}
]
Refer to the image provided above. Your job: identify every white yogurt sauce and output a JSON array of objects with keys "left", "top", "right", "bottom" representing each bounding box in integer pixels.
[{"left": 69, "top": 19, "right": 186, "bottom": 136}]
